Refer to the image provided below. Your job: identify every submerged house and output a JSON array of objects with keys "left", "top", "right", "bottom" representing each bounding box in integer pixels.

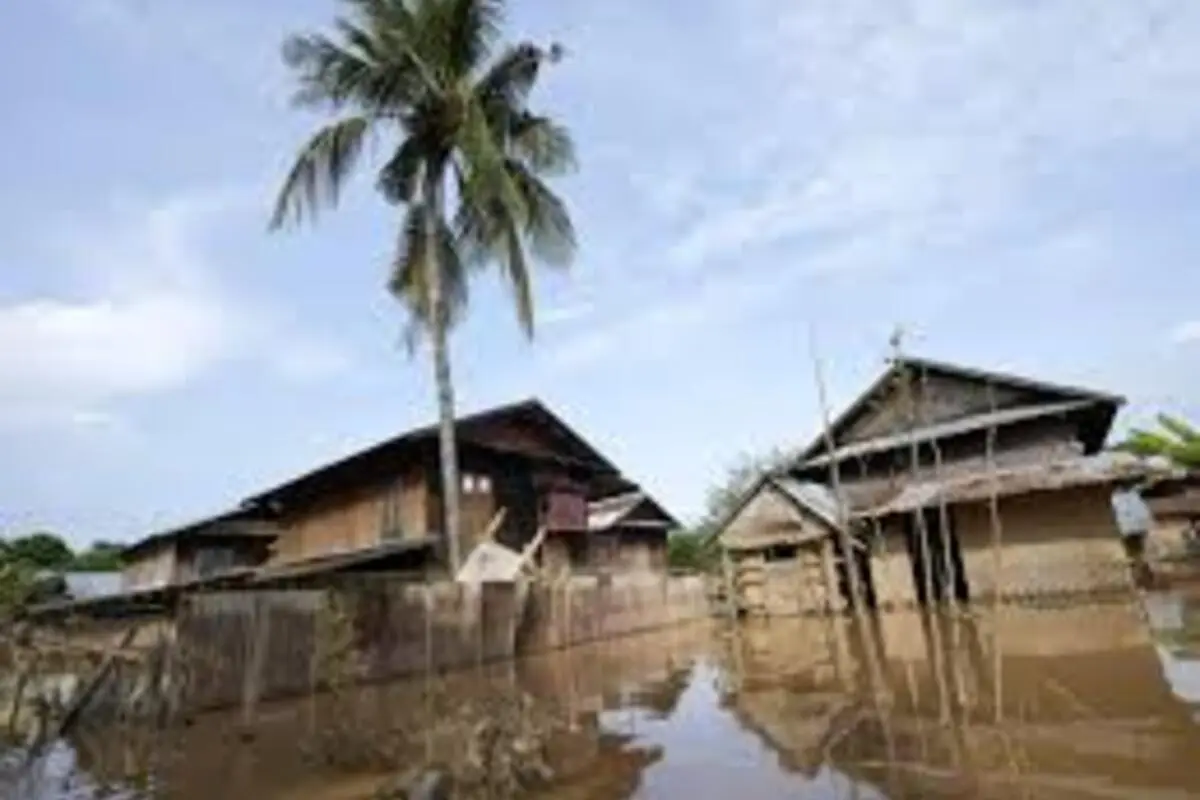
[
  {"left": 711, "top": 475, "right": 858, "bottom": 616},
  {"left": 585, "top": 491, "right": 677, "bottom": 574},
  {"left": 120, "top": 399, "right": 668, "bottom": 589},
  {"left": 121, "top": 509, "right": 277, "bottom": 591},
  {"left": 784, "top": 356, "right": 1167, "bottom": 606}
]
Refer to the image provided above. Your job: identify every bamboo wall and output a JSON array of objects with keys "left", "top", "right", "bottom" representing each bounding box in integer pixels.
[
  {"left": 731, "top": 545, "right": 842, "bottom": 617},
  {"left": 953, "top": 485, "right": 1133, "bottom": 600},
  {"left": 768, "top": 486, "right": 1136, "bottom": 611},
  {"left": 1148, "top": 516, "right": 1195, "bottom": 562},
  {"left": 175, "top": 573, "right": 708, "bottom": 712}
]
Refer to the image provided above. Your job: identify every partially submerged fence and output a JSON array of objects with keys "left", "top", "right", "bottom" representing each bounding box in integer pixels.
[{"left": 178, "top": 573, "right": 708, "bottom": 712}]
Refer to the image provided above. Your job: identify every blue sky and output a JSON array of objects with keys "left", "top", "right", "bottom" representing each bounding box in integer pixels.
[{"left": 3, "top": 0, "right": 1200, "bottom": 546}]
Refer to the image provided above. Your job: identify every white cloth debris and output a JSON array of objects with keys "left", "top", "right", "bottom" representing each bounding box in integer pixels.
[
  {"left": 456, "top": 540, "right": 526, "bottom": 583},
  {"left": 1112, "top": 488, "right": 1153, "bottom": 536}
]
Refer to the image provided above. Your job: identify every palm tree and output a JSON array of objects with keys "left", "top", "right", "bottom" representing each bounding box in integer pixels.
[
  {"left": 1115, "top": 413, "right": 1200, "bottom": 470},
  {"left": 270, "top": 0, "right": 577, "bottom": 571}
]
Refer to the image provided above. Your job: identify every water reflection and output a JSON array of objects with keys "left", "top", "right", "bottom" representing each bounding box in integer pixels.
[
  {"left": 1145, "top": 590, "right": 1200, "bottom": 714},
  {"left": 6, "top": 593, "right": 1200, "bottom": 799}
]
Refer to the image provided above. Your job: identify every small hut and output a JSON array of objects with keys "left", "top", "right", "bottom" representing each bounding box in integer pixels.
[
  {"left": 713, "top": 475, "right": 860, "bottom": 617},
  {"left": 585, "top": 491, "right": 676, "bottom": 574}
]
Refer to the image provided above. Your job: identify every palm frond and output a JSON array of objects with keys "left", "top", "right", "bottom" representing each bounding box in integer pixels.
[
  {"left": 286, "top": 1, "right": 443, "bottom": 112},
  {"left": 445, "top": 0, "right": 504, "bottom": 76},
  {"left": 284, "top": 33, "right": 379, "bottom": 109},
  {"left": 1158, "top": 413, "right": 1200, "bottom": 445},
  {"left": 456, "top": 91, "right": 527, "bottom": 225},
  {"left": 509, "top": 112, "right": 576, "bottom": 175},
  {"left": 508, "top": 160, "right": 576, "bottom": 267},
  {"left": 498, "top": 214, "right": 535, "bottom": 336},
  {"left": 477, "top": 43, "right": 551, "bottom": 107},
  {"left": 376, "top": 135, "right": 426, "bottom": 204},
  {"left": 405, "top": 0, "right": 496, "bottom": 84},
  {"left": 389, "top": 202, "right": 469, "bottom": 332},
  {"left": 270, "top": 116, "right": 371, "bottom": 229}
]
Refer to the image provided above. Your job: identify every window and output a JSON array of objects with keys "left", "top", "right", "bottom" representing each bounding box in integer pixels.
[
  {"left": 380, "top": 479, "right": 406, "bottom": 540},
  {"left": 194, "top": 547, "right": 238, "bottom": 578},
  {"left": 766, "top": 544, "right": 799, "bottom": 562},
  {"left": 460, "top": 472, "right": 493, "bottom": 495}
]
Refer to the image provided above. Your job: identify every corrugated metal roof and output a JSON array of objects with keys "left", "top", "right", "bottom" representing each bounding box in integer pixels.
[
  {"left": 63, "top": 572, "right": 123, "bottom": 599},
  {"left": 796, "top": 356, "right": 1125, "bottom": 464},
  {"left": 587, "top": 491, "right": 646, "bottom": 531},
  {"left": 802, "top": 399, "right": 1097, "bottom": 468}
]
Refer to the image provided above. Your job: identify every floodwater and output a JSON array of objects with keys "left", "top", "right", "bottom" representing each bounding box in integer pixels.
[{"left": 5, "top": 591, "right": 1200, "bottom": 799}]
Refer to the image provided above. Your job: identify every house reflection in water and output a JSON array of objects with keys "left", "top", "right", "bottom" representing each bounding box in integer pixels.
[
  {"left": 12, "top": 596, "right": 1200, "bottom": 799},
  {"left": 717, "top": 598, "right": 1200, "bottom": 799}
]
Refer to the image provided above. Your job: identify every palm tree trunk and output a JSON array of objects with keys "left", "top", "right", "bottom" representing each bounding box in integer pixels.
[{"left": 425, "top": 165, "right": 462, "bottom": 573}]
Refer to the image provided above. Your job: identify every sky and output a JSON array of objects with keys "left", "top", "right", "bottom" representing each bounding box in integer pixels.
[{"left": 3, "top": 0, "right": 1200, "bottom": 546}]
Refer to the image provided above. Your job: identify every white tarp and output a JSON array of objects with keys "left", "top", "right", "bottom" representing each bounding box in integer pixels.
[{"left": 456, "top": 540, "right": 526, "bottom": 584}]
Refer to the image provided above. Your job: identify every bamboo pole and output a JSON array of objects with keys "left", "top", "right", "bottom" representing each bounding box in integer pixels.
[
  {"left": 809, "top": 330, "right": 897, "bottom": 785},
  {"left": 38, "top": 625, "right": 140, "bottom": 754},
  {"left": 985, "top": 381, "right": 1006, "bottom": 723},
  {"left": 891, "top": 348, "right": 953, "bottom": 733}
]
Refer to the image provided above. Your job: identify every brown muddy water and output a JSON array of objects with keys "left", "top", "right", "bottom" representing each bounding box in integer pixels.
[{"left": 4, "top": 591, "right": 1200, "bottom": 799}]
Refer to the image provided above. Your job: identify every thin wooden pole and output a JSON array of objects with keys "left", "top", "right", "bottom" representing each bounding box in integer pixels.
[
  {"left": 240, "top": 595, "right": 272, "bottom": 736},
  {"left": 985, "top": 381, "right": 1006, "bottom": 723},
  {"left": 809, "top": 328, "right": 897, "bottom": 778}
]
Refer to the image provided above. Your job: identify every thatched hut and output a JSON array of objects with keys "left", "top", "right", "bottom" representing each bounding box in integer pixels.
[
  {"left": 789, "top": 356, "right": 1174, "bottom": 606},
  {"left": 712, "top": 475, "right": 864, "bottom": 616}
]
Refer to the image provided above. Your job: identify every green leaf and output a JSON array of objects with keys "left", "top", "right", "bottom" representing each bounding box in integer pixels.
[{"left": 270, "top": 116, "right": 372, "bottom": 229}]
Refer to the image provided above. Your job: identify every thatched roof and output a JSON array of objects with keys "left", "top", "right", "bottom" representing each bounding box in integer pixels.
[
  {"left": 795, "top": 355, "right": 1124, "bottom": 465},
  {"left": 857, "top": 452, "right": 1177, "bottom": 519},
  {"left": 801, "top": 399, "right": 1096, "bottom": 469},
  {"left": 716, "top": 475, "right": 850, "bottom": 553}
]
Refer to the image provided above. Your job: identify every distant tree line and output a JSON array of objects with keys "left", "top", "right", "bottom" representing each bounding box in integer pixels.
[
  {"left": 667, "top": 447, "right": 798, "bottom": 573},
  {"left": 0, "top": 532, "right": 123, "bottom": 572},
  {"left": 0, "top": 533, "right": 123, "bottom": 617}
]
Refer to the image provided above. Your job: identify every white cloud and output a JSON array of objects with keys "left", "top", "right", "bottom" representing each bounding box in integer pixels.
[
  {"left": 1170, "top": 320, "right": 1200, "bottom": 344},
  {"left": 567, "top": 0, "right": 1200, "bottom": 367},
  {"left": 0, "top": 188, "right": 348, "bottom": 426}
]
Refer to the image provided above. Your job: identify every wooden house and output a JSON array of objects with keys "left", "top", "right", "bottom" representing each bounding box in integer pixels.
[
  {"left": 581, "top": 491, "right": 677, "bottom": 575},
  {"left": 787, "top": 356, "right": 1170, "bottom": 607},
  {"left": 238, "top": 398, "right": 645, "bottom": 578},
  {"left": 121, "top": 509, "right": 277, "bottom": 591},
  {"left": 712, "top": 475, "right": 858, "bottom": 616}
]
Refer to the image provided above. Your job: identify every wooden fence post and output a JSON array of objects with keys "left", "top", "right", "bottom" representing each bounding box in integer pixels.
[{"left": 240, "top": 595, "right": 272, "bottom": 736}]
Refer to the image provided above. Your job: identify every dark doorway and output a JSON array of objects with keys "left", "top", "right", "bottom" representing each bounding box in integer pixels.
[
  {"left": 834, "top": 537, "right": 879, "bottom": 612},
  {"left": 902, "top": 507, "right": 969, "bottom": 606}
]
